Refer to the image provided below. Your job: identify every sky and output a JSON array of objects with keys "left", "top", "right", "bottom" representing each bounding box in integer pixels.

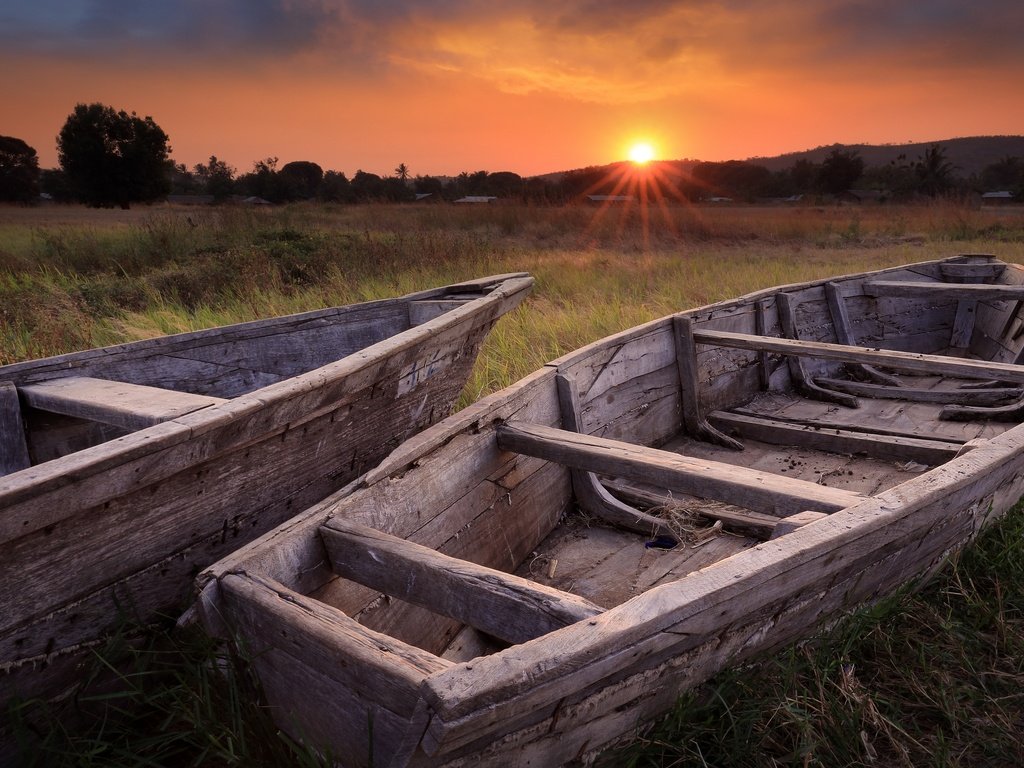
[{"left": 2, "top": 1, "right": 1023, "bottom": 177}]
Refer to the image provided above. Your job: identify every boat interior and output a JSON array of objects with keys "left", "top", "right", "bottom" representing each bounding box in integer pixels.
[{"left": 208, "top": 256, "right": 1024, "bottom": 664}]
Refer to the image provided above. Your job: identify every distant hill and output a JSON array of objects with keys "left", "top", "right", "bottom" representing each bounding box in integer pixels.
[
  {"left": 538, "top": 136, "right": 1024, "bottom": 181},
  {"left": 747, "top": 136, "right": 1024, "bottom": 177}
]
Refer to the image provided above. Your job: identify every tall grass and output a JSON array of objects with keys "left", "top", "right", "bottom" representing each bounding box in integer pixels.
[{"left": 2, "top": 200, "right": 1024, "bottom": 766}]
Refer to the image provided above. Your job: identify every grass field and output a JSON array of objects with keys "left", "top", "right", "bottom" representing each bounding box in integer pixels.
[{"left": 3, "top": 200, "right": 1024, "bottom": 766}]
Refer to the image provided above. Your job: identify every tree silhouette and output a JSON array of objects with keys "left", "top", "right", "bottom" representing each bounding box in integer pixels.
[
  {"left": 394, "top": 162, "right": 410, "bottom": 182},
  {"left": 818, "top": 148, "right": 864, "bottom": 194},
  {"left": 915, "top": 145, "right": 955, "bottom": 197},
  {"left": 57, "top": 103, "right": 171, "bottom": 208},
  {"left": 0, "top": 135, "right": 40, "bottom": 203}
]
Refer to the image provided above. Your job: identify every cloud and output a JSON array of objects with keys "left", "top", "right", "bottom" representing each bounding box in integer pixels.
[{"left": 5, "top": 0, "right": 1024, "bottom": 102}]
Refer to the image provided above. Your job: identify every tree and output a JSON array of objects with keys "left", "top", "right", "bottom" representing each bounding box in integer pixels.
[
  {"left": 193, "top": 155, "right": 235, "bottom": 200},
  {"left": 0, "top": 136, "right": 40, "bottom": 203},
  {"left": 817, "top": 148, "right": 864, "bottom": 195},
  {"left": 394, "top": 162, "right": 410, "bottom": 182},
  {"left": 57, "top": 103, "right": 171, "bottom": 208},
  {"left": 914, "top": 144, "right": 955, "bottom": 197},
  {"left": 278, "top": 160, "right": 323, "bottom": 200}
]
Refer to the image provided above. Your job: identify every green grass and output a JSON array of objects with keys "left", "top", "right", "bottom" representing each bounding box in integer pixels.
[{"left": 2, "top": 200, "right": 1024, "bottom": 766}]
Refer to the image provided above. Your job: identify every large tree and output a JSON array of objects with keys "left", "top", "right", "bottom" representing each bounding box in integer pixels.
[
  {"left": 818, "top": 148, "right": 864, "bottom": 195},
  {"left": 57, "top": 103, "right": 171, "bottom": 208},
  {"left": 0, "top": 135, "right": 40, "bottom": 203}
]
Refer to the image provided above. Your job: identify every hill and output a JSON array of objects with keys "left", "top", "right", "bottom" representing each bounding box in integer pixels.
[
  {"left": 539, "top": 136, "right": 1024, "bottom": 181},
  {"left": 747, "top": 136, "right": 1024, "bottom": 177}
]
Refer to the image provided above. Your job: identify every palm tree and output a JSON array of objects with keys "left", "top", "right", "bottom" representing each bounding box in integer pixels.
[
  {"left": 915, "top": 145, "right": 955, "bottom": 196},
  {"left": 394, "top": 163, "right": 410, "bottom": 182}
]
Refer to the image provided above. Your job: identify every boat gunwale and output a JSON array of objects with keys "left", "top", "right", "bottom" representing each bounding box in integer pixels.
[{"left": 0, "top": 274, "right": 533, "bottom": 543}]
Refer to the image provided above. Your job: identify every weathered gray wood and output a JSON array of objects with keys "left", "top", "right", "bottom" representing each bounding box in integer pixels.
[
  {"left": 769, "top": 510, "right": 829, "bottom": 539},
  {"left": 938, "top": 259, "right": 1003, "bottom": 280},
  {"left": 555, "top": 373, "right": 673, "bottom": 536},
  {"left": 708, "top": 410, "right": 961, "bottom": 465},
  {"left": 941, "top": 396, "right": 1024, "bottom": 422},
  {"left": 673, "top": 317, "right": 743, "bottom": 450},
  {"left": 496, "top": 422, "right": 864, "bottom": 515},
  {"left": 603, "top": 480, "right": 782, "bottom": 540},
  {"left": 409, "top": 299, "right": 474, "bottom": 326},
  {"left": 692, "top": 328, "right": 1024, "bottom": 383},
  {"left": 219, "top": 572, "right": 449, "bottom": 713},
  {"left": 754, "top": 299, "right": 772, "bottom": 389},
  {"left": 0, "top": 383, "right": 30, "bottom": 477},
  {"left": 0, "top": 274, "right": 534, "bottom": 710},
  {"left": 813, "top": 378, "right": 1023, "bottom": 406},
  {"left": 418, "top": 426, "right": 1024, "bottom": 752},
  {"left": 949, "top": 299, "right": 978, "bottom": 351},
  {"left": 824, "top": 282, "right": 901, "bottom": 386},
  {"left": 776, "top": 292, "right": 859, "bottom": 408},
  {"left": 19, "top": 376, "right": 227, "bottom": 430},
  {"left": 319, "top": 518, "right": 602, "bottom": 645},
  {"left": 864, "top": 281, "right": 1024, "bottom": 300}
]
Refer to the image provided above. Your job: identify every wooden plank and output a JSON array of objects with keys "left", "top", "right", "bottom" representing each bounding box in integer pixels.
[
  {"left": 949, "top": 299, "right": 978, "bottom": 350},
  {"left": 813, "top": 378, "right": 1023, "bottom": 406},
  {"left": 938, "top": 260, "right": 1003, "bottom": 280},
  {"left": 219, "top": 572, "right": 448, "bottom": 714},
  {"left": 0, "top": 382, "right": 31, "bottom": 476},
  {"left": 776, "top": 293, "right": 858, "bottom": 408},
  {"left": 555, "top": 373, "right": 673, "bottom": 536},
  {"left": 708, "top": 411, "right": 961, "bottom": 465},
  {"left": 864, "top": 281, "right": 1024, "bottom": 300},
  {"left": 824, "top": 282, "right": 901, "bottom": 386},
  {"left": 319, "top": 518, "right": 602, "bottom": 645},
  {"left": 692, "top": 328, "right": 1024, "bottom": 384},
  {"left": 673, "top": 317, "right": 743, "bottom": 450},
  {"left": 754, "top": 299, "right": 772, "bottom": 389},
  {"left": 496, "top": 422, "right": 864, "bottom": 515},
  {"left": 19, "top": 377, "right": 227, "bottom": 430},
  {"left": 408, "top": 299, "right": 473, "bottom": 326},
  {"left": 769, "top": 510, "right": 829, "bottom": 539}
]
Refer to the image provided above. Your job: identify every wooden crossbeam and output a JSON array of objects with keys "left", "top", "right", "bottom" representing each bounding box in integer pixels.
[
  {"left": 496, "top": 422, "right": 864, "bottom": 516},
  {"left": 319, "top": 518, "right": 602, "bottom": 645},
  {"left": 691, "top": 329, "right": 1024, "bottom": 384},
  {"left": 863, "top": 281, "right": 1024, "bottom": 301},
  {"left": 708, "top": 411, "right": 960, "bottom": 465},
  {"left": 19, "top": 376, "right": 227, "bottom": 430}
]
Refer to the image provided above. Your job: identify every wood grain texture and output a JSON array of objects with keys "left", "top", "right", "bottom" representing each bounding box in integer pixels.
[
  {"left": 19, "top": 376, "right": 227, "bottom": 430},
  {"left": 319, "top": 518, "right": 601, "bottom": 644},
  {"left": 693, "top": 328, "right": 1024, "bottom": 383},
  {"left": 0, "top": 383, "right": 30, "bottom": 477},
  {"left": 496, "top": 422, "right": 864, "bottom": 515},
  {"left": 864, "top": 281, "right": 1024, "bottom": 300},
  {"left": 708, "top": 410, "right": 961, "bottom": 465}
]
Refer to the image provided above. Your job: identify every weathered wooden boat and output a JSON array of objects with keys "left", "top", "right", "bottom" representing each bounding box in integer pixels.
[
  {"left": 0, "top": 273, "right": 532, "bottom": 706},
  {"left": 194, "top": 254, "right": 1024, "bottom": 767}
]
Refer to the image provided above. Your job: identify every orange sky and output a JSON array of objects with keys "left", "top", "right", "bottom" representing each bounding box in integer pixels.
[{"left": 4, "top": 1, "right": 1023, "bottom": 177}]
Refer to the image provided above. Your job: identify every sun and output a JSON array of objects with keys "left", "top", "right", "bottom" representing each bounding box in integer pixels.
[{"left": 628, "top": 142, "right": 656, "bottom": 165}]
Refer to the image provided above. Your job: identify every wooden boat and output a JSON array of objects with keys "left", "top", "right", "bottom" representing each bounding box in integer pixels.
[
  {"left": 0, "top": 273, "right": 532, "bottom": 706},
  {"left": 193, "top": 254, "right": 1024, "bottom": 767}
]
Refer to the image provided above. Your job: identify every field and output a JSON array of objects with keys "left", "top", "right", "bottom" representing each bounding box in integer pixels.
[{"left": 3, "top": 200, "right": 1024, "bottom": 766}]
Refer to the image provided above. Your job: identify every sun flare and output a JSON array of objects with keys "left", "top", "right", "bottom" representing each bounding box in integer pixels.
[{"left": 628, "top": 142, "right": 656, "bottom": 164}]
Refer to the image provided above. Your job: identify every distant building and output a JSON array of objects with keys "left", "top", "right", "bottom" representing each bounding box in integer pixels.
[
  {"left": 982, "top": 191, "right": 1015, "bottom": 204},
  {"left": 707, "top": 196, "right": 733, "bottom": 203},
  {"left": 414, "top": 193, "right": 434, "bottom": 201},
  {"left": 454, "top": 196, "right": 497, "bottom": 203}
]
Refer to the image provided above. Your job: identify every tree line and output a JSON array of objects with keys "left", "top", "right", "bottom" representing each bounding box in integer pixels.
[{"left": 2, "top": 103, "right": 1024, "bottom": 207}]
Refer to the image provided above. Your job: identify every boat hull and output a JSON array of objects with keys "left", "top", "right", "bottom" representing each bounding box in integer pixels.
[
  {"left": 194, "top": 255, "right": 1024, "bottom": 766},
  {"left": 0, "top": 274, "right": 532, "bottom": 707}
]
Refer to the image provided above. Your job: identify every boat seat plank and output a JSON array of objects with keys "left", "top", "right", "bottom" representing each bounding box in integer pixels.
[
  {"left": 18, "top": 376, "right": 228, "bottom": 431},
  {"left": 692, "top": 329, "right": 1024, "bottom": 384},
  {"left": 708, "top": 411, "right": 961, "bottom": 465},
  {"left": 496, "top": 422, "right": 865, "bottom": 516},
  {"left": 1, "top": 382, "right": 31, "bottom": 476},
  {"left": 863, "top": 281, "right": 1024, "bottom": 300},
  {"left": 319, "top": 518, "right": 603, "bottom": 645}
]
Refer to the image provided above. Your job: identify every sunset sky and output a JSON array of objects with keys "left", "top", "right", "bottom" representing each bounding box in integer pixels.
[{"left": 3, "top": 1, "right": 1023, "bottom": 177}]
